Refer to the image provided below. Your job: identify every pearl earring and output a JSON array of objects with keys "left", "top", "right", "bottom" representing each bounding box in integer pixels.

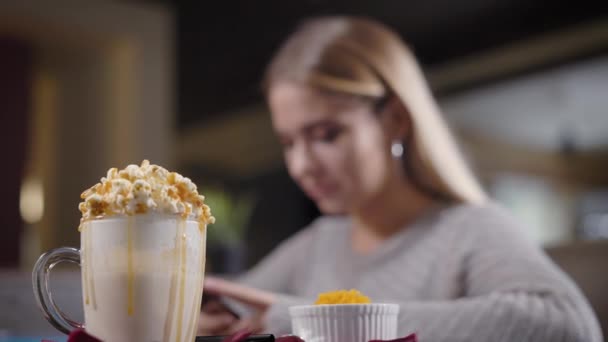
[{"left": 391, "top": 140, "right": 404, "bottom": 158}]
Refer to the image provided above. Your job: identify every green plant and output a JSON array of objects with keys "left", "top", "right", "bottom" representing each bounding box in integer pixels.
[{"left": 204, "top": 187, "right": 256, "bottom": 245}]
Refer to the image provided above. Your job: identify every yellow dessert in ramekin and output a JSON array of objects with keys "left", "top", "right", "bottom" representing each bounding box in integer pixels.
[{"left": 289, "top": 289, "right": 399, "bottom": 342}]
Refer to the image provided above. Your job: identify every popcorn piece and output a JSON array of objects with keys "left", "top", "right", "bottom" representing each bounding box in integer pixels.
[{"left": 78, "top": 160, "right": 215, "bottom": 230}]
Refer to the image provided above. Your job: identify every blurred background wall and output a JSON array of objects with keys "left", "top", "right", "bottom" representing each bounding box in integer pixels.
[
  {"left": 0, "top": 0, "right": 607, "bottom": 339},
  {"left": 0, "top": 2, "right": 174, "bottom": 337},
  {"left": 0, "top": 0, "right": 174, "bottom": 269}
]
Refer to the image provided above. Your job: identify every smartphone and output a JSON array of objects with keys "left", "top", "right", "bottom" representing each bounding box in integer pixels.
[
  {"left": 201, "top": 293, "right": 249, "bottom": 319},
  {"left": 195, "top": 334, "right": 275, "bottom": 342}
]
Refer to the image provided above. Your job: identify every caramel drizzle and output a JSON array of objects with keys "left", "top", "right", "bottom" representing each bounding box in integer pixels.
[
  {"left": 83, "top": 223, "right": 97, "bottom": 309},
  {"left": 175, "top": 220, "right": 187, "bottom": 342},
  {"left": 185, "top": 225, "right": 206, "bottom": 342},
  {"left": 127, "top": 216, "right": 135, "bottom": 316},
  {"left": 162, "top": 222, "right": 180, "bottom": 342}
]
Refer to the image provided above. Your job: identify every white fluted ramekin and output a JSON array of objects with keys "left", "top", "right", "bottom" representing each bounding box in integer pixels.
[{"left": 289, "top": 304, "right": 399, "bottom": 342}]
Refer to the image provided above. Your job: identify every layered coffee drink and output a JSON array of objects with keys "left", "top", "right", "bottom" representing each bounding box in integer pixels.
[{"left": 33, "top": 160, "right": 214, "bottom": 342}]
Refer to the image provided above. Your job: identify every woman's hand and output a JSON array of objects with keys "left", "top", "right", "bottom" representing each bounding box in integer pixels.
[
  {"left": 198, "top": 276, "right": 277, "bottom": 335},
  {"left": 198, "top": 295, "right": 239, "bottom": 335}
]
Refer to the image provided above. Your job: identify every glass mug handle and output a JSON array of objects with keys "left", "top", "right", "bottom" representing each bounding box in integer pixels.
[{"left": 32, "top": 247, "right": 83, "bottom": 334}]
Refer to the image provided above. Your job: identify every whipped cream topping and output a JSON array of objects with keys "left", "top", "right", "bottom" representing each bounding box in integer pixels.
[{"left": 78, "top": 160, "right": 214, "bottom": 229}]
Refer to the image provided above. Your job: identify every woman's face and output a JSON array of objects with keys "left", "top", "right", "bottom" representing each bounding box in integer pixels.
[{"left": 269, "top": 82, "right": 399, "bottom": 214}]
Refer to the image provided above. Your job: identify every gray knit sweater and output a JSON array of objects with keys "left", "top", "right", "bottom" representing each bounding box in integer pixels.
[{"left": 237, "top": 203, "right": 602, "bottom": 341}]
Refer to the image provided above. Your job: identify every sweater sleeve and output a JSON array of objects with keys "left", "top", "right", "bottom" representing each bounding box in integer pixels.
[
  {"left": 263, "top": 206, "right": 603, "bottom": 341},
  {"left": 390, "top": 205, "right": 603, "bottom": 342}
]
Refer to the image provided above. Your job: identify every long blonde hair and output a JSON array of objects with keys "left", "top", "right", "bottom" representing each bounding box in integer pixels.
[{"left": 264, "top": 16, "right": 486, "bottom": 204}]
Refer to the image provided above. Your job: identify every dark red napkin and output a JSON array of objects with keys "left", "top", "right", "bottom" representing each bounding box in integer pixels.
[
  {"left": 369, "top": 334, "right": 417, "bottom": 342},
  {"left": 47, "top": 329, "right": 417, "bottom": 342},
  {"left": 68, "top": 329, "right": 102, "bottom": 342},
  {"left": 221, "top": 330, "right": 417, "bottom": 342}
]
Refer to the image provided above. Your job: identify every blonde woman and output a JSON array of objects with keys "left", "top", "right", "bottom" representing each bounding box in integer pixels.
[{"left": 199, "top": 17, "right": 601, "bottom": 341}]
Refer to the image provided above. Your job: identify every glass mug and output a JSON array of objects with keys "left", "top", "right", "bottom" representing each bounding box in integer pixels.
[{"left": 33, "top": 214, "right": 207, "bottom": 342}]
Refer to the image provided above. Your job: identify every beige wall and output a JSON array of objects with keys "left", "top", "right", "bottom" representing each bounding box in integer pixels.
[{"left": 0, "top": 0, "right": 175, "bottom": 269}]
